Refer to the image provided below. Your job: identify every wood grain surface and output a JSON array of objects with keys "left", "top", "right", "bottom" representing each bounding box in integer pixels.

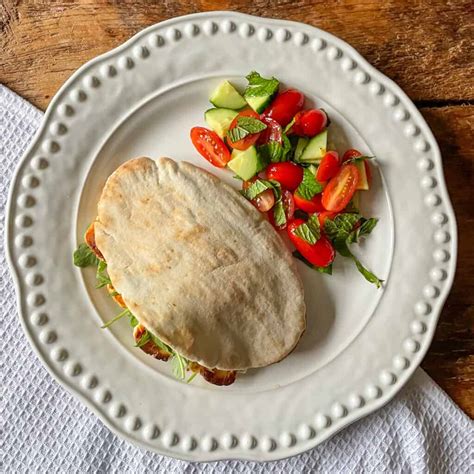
[{"left": 1, "top": 1, "right": 473, "bottom": 417}]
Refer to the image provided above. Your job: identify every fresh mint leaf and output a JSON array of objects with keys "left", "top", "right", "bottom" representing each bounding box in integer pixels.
[
  {"left": 324, "top": 214, "right": 383, "bottom": 287},
  {"left": 295, "top": 167, "right": 323, "bottom": 200},
  {"left": 259, "top": 141, "right": 284, "bottom": 163},
  {"left": 73, "top": 243, "right": 99, "bottom": 268},
  {"left": 242, "top": 179, "right": 275, "bottom": 200},
  {"left": 95, "top": 260, "right": 111, "bottom": 288},
  {"left": 292, "top": 250, "right": 333, "bottom": 274},
  {"left": 149, "top": 332, "right": 172, "bottom": 354},
  {"left": 244, "top": 71, "right": 279, "bottom": 98},
  {"left": 284, "top": 116, "right": 296, "bottom": 133},
  {"left": 294, "top": 214, "right": 321, "bottom": 244},
  {"left": 227, "top": 116, "right": 267, "bottom": 143},
  {"left": 273, "top": 200, "right": 287, "bottom": 227},
  {"left": 129, "top": 314, "right": 139, "bottom": 328}
]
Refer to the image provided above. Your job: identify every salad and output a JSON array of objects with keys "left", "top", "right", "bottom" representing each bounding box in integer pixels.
[{"left": 190, "top": 72, "right": 382, "bottom": 287}]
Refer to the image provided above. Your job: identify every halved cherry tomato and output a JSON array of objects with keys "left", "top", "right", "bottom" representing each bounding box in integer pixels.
[
  {"left": 318, "top": 211, "right": 339, "bottom": 228},
  {"left": 266, "top": 162, "right": 303, "bottom": 191},
  {"left": 293, "top": 192, "right": 325, "bottom": 214},
  {"left": 292, "top": 109, "right": 328, "bottom": 137},
  {"left": 190, "top": 127, "right": 231, "bottom": 168},
  {"left": 322, "top": 164, "right": 359, "bottom": 212},
  {"left": 316, "top": 151, "right": 340, "bottom": 182},
  {"left": 342, "top": 148, "right": 372, "bottom": 185},
  {"left": 242, "top": 179, "right": 275, "bottom": 212},
  {"left": 227, "top": 109, "right": 262, "bottom": 151},
  {"left": 268, "top": 189, "right": 295, "bottom": 230},
  {"left": 264, "top": 89, "right": 305, "bottom": 127},
  {"left": 287, "top": 218, "right": 335, "bottom": 267},
  {"left": 257, "top": 116, "right": 282, "bottom": 145},
  {"left": 342, "top": 148, "right": 362, "bottom": 163}
]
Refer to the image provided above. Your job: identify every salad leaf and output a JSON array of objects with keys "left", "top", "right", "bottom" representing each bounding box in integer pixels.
[
  {"left": 244, "top": 71, "right": 279, "bottom": 98},
  {"left": 73, "top": 243, "right": 99, "bottom": 268},
  {"left": 295, "top": 167, "right": 323, "bottom": 200},
  {"left": 96, "top": 260, "right": 111, "bottom": 288},
  {"left": 134, "top": 330, "right": 151, "bottom": 348},
  {"left": 242, "top": 179, "right": 275, "bottom": 200},
  {"left": 293, "top": 251, "right": 332, "bottom": 274},
  {"left": 171, "top": 353, "right": 188, "bottom": 380},
  {"left": 324, "top": 214, "right": 383, "bottom": 287},
  {"left": 149, "top": 332, "right": 172, "bottom": 354},
  {"left": 344, "top": 155, "right": 374, "bottom": 165},
  {"left": 294, "top": 214, "right": 321, "bottom": 244},
  {"left": 259, "top": 134, "right": 293, "bottom": 163},
  {"left": 129, "top": 314, "right": 139, "bottom": 328},
  {"left": 227, "top": 116, "right": 267, "bottom": 143},
  {"left": 273, "top": 200, "right": 286, "bottom": 227},
  {"left": 186, "top": 371, "right": 198, "bottom": 384},
  {"left": 101, "top": 308, "right": 130, "bottom": 329}
]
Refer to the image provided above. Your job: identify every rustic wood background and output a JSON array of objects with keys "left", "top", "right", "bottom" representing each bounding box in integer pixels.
[{"left": 1, "top": 1, "right": 472, "bottom": 417}]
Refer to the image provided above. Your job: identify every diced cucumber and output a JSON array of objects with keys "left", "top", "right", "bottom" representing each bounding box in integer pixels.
[
  {"left": 294, "top": 137, "right": 309, "bottom": 162},
  {"left": 204, "top": 108, "right": 238, "bottom": 139},
  {"left": 298, "top": 130, "right": 328, "bottom": 163},
  {"left": 227, "top": 146, "right": 265, "bottom": 181},
  {"left": 209, "top": 81, "right": 247, "bottom": 109},
  {"left": 244, "top": 95, "right": 274, "bottom": 114},
  {"left": 355, "top": 160, "right": 369, "bottom": 190}
]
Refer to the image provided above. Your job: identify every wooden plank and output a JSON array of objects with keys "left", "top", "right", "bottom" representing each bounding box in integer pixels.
[
  {"left": 1, "top": 0, "right": 473, "bottom": 110},
  {"left": 419, "top": 105, "right": 473, "bottom": 418}
]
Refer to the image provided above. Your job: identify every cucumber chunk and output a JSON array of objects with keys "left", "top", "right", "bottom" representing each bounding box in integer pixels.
[
  {"left": 227, "top": 146, "right": 266, "bottom": 181},
  {"left": 298, "top": 130, "right": 328, "bottom": 163},
  {"left": 209, "top": 81, "right": 247, "bottom": 109},
  {"left": 204, "top": 108, "right": 238, "bottom": 138}
]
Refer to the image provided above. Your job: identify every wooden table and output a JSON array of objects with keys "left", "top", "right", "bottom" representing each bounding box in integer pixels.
[{"left": 2, "top": 1, "right": 472, "bottom": 417}]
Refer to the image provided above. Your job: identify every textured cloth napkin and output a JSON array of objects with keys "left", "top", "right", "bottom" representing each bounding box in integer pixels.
[{"left": 1, "top": 84, "right": 472, "bottom": 473}]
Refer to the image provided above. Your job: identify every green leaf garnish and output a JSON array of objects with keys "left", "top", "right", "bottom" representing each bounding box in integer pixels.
[
  {"left": 344, "top": 155, "right": 374, "bottom": 165},
  {"left": 244, "top": 71, "right": 279, "bottom": 98},
  {"left": 171, "top": 353, "right": 188, "bottom": 380},
  {"left": 73, "top": 243, "right": 99, "bottom": 268},
  {"left": 134, "top": 330, "right": 151, "bottom": 347},
  {"left": 95, "top": 260, "right": 111, "bottom": 288},
  {"left": 186, "top": 371, "right": 198, "bottom": 384},
  {"left": 295, "top": 167, "right": 323, "bottom": 200},
  {"left": 292, "top": 250, "right": 332, "bottom": 274},
  {"left": 101, "top": 308, "right": 131, "bottom": 329},
  {"left": 324, "top": 213, "right": 383, "bottom": 287},
  {"left": 273, "top": 200, "right": 286, "bottom": 227},
  {"left": 242, "top": 179, "right": 275, "bottom": 200},
  {"left": 294, "top": 214, "right": 321, "bottom": 244},
  {"left": 227, "top": 116, "right": 267, "bottom": 143}
]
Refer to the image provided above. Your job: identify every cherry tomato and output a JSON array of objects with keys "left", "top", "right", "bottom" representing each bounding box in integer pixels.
[
  {"left": 242, "top": 178, "right": 275, "bottom": 212},
  {"left": 322, "top": 164, "right": 360, "bottom": 212},
  {"left": 266, "top": 162, "right": 303, "bottom": 191},
  {"left": 287, "top": 219, "right": 335, "bottom": 267},
  {"left": 268, "top": 189, "right": 295, "bottom": 230},
  {"left": 318, "top": 211, "right": 339, "bottom": 228},
  {"left": 342, "top": 148, "right": 362, "bottom": 163},
  {"left": 264, "top": 89, "right": 305, "bottom": 126},
  {"left": 227, "top": 109, "right": 262, "bottom": 151},
  {"left": 292, "top": 109, "right": 328, "bottom": 137},
  {"left": 257, "top": 116, "right": 282, "bottom": 145},
  {"left": 190, "top": 127, "right": 231, "bottom": 168},
  {"left": 317, "top": 151, "right": 341, "bottom": 182},
  {"left": 293, "top": 193, "right": 325, "bottom": 214}
]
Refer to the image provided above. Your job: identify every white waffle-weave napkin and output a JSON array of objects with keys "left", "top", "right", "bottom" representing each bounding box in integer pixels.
[{"left": 1, "top": 84, "right": 472, "bottom": 473}]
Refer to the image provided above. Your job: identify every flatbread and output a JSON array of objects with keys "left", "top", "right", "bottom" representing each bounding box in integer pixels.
[{"left": 94, "top": 157, "right": 306, "bottom": 370}]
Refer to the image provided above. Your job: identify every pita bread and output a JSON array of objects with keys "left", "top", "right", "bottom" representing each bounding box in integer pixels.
[{"left": 94, "top": 157, "right": 306, "bottom": 370}]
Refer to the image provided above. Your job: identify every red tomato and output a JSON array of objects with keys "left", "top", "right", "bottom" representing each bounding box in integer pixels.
[
  {"left": 342, "top": 148, "right": 362, "bottom": 163},
  {"left": 287, "top": 219, "right": 335, "bottom": 267},
  {"left": 257, "top": 116, "right": 282, "bottom": 145},
  {"left": 293, "top": 193, "right": 325, "bottom": 213},
  {"left": 264, "top": 89, "right": 305, "bottom": 126},
  {"left": 227, "top": 109, "right": 262, "bottom": 151},
  {"left": 322, "top": 164, "right": 360, "bottom": 212},
  {"left": 317, "top": 151, "right": 341, "bottom": 182},
  {"left": 268, "top": 189, "right": 295, "bottom": 230},
  {"left": 292, "top": 109, "right": 328, "bottom": 137},
  {"left": 318, "top": 211, "right": 339, "bottom": 228},
  {"left": 266, "top": 162, "right": 303, "bottom": 190},
  {"left": 190, "top": 127, "right": 231, "bottom": 168}
]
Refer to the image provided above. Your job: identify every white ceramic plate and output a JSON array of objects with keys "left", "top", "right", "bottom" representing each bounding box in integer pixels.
[{"left": 6, "top": 12, "right": 456, "bottom": 461}]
